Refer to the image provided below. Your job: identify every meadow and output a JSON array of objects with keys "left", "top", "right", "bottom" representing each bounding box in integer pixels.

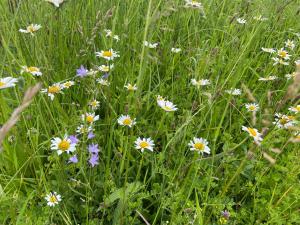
[{"left": 0, "top": 0, "right": 299, "bottom": 224}]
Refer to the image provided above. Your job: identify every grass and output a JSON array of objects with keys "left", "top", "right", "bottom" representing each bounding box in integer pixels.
[{"left": 0, "top": 0, "right": 299, "bottom": 224}]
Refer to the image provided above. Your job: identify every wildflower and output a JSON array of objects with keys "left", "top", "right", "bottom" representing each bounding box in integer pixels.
[
  {"left": 184, "top": 0, "right": 203, "bottom": 9},
  {"left": 89, "top": 99, "right": 100, "bottom": 110},
  {"left": 51, "top": 135, "right": 76, "bottom": 155},
  {"left": 242, "top": 126, "right": 263, "bottom": 143},
  {"left": 88, "top": 143, "right": 99, "bottom": 154},
  {"left": 0, "top": 77, "right": 18, "bottom": 90},
  {"left": 46, "top": 0, "right": 64, "bottom": 7},
  {"left": 289, "top": 105, "right": 300, "bottom": 114},
  {"left": 19, "top": 24, "right": 41, "bottom": 35},
  {"left": 245, "top": 103, "right": 259, "bottom": 112},
  {"left": 236, "top": 18, "right": 246, "bottom": 24},
  {"left": 82, "top": 112, "right": 99, "bottom": 124},
  {"left": 69, "top": 135, "right": 79, "bottom": 144},
  {"left": 97, "top": 78, "right": 110, "bottom": 86},
  {"left": 95, "top": 49, "right": 120, "bottom": 60},
  {"left": 76, "top": 125, "right": 92, "bottom": 134},
  {"left": 62, "top": 81, "right": 75, "bottom": 89},
  {"left": 272, "top": 57, "right": 289, "bottom": 66},
  {"left": 41, "top": 83, "right": 63, "bottom": 100},
  {"left": 104, "top": 29, "right": 120, "bottom": 41},
  {"left": 144, "top": 41, "right": 158, "bottom": 48},
  {"left": 157, "top": 98, "right": 178, "bottom": 112},
  {"left": 261, "top": 47, "right": 276, "bottom": 53},
  {"left": 225, "top": 88, "right": 241, "bottom": 95},
  {"left": 21, "top": 66, "right": 42, "bottom": 76},
  {"left": 253, "top": 15, "right": 268, "bottom": 21},
  {"left": 87, "top": 69, "right": 99, "bottom": 76},
  {"left": 134, "top": 137, "right": 155, "bottom": 152},
  {"left": 285, "top": 72, "right": 297, "bottom": 80},
  {"left": 87, "top": 131, "right": 95, "bottom": 139},
  {"left": 285, "top": 39, "right": 295, "bottom": 50},
  {"left": 45, "top": 192, "right": 62, "bottom": 207},
  {"left": 98, "top": 64, "right": 113, "bottom": 73},
  {"left": 68, "top": 154, "right": 78, "bottom": 164},
  {"left": 88, "top": 153, "right": 99, "bottom": 167},
  {"left": 273, "top": 113, "right": 295, "bottom": 129},
  {"left": 171, "top": 48, "right": 181, "bottom": 53},
  {"left": 117, "top": 115, "right": 136, "bottom": 127},
  {"left": 258, "top": 75, "right": 278, "bottom": 81},
  {"left": 277, "top": 48, "right": 291, "bottom": 60},
  {"left": 191, "top": 78, "right": 210, "bottom": 87},
  {"left": 221, "top": 210, "right": 230, "bottom": 220},
  {"left": 188, "top": 137, "right": 210, "bottom": 155},
  {"left": 76, "top": 65, "right": 88, "bottom": 78},
  {"left": 124, "top": 83, "right": 137, "bottom": 91}
]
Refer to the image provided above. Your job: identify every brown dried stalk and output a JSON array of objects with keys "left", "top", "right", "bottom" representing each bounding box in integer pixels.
[{"left": 0, "top": 83, "right": 42, "bottom": 150}]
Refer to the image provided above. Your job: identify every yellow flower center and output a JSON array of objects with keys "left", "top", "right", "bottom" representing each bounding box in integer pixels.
[
  {"left": 248, "top": 128, "right": 257, "bottom": 137},
  {"left": 279, "top": 51, "right": 287, "bottom": 58},
  {"left": 58, "top": 140, "right": 70, "bottom": 151},
  {"left": 102, "top": 66, "right": 109, "bottom": 72},
  {"left": 139, "top": 141, "right": 149, "bottom": 148},
  {"left": 103, "top": 51, "right": 113, "bottom": 57},
  {"left": 48, "top": 86, "right": 60, "bottom": 94},
  {"left": 296, "top": 106, "right": 300, "bottom": 111},
  {"left": 163, "top": 106, "right": 172, "bottom": 111},
  {"left": 123, "top": 118, "right": 132, "bottom": 125},
  {"left": 64, "top": 82, "right": 72, "bottom": 87},
  {"left": 27, "top": 25, "right": 35, "bottom": 33},
  {"left": 86, "top": 115, "right": 94, "bottom": 123},
  {"left": 194, "top": 142, "right": 204, "bottom": 151},
  {"left": 91, "top": 101, "right": 98, "bottom": 107},
  {"left": 28, "top": 67, "right": 38, "bottom": 72},
  {"left": 0, "top": 81, "right": 5, "bottom": 87},
  {"left": 249, "top": 105, "right": 256, "bottom": 111},
  {"left": 279, "top": 118, "right": 288, "bottom": 125},
  {"left": 49, "top": 195, "right": 57, "bottom": 203}
]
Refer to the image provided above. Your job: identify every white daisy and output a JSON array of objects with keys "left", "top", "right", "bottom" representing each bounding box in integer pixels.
[
  {"left": 188, "top": 137, "right": 210, "bottom": 155},
  {"left": 285, "top": 39, "right": 295, "bottom": 50},
  {"left": 21, "top": 66, "right": 42, "bottom": 76},
  {"left": 19, "top": 24, "right": 41, "bottom": 35},
  {"left": 117, "top": 115, "right": 136, "bottom": 127},
  {"left": 41, "top": 83, "right": 63, "bottom": 100},
  {"left": 51, "top": 135, "right": 76, "bottom": 155},
  {"left": 82, "top": 112, "right": 99, "bottom": 124},
  {"left": 97, "top": 78, "right": 110, "bottom": 86},
  {"left": 157, "top": 97, "right": 178, "bottom": 112},
  {"left": 0, "top": 77, "right": 18, "bottom": 90},
  {"left": 171, "top": 48, "right": 181, "bottom": 53},
  {"left": 225, "top": 88, "right": 241, "bottom": 95},
  {"left": 245, "top": 103, "right": 259, "bottom": 112},
  {"left": 98, "top": 64, "right": 114, "bottom": 72},
  {"left": 95, "top": 49, "right": 120, "bottom": 60},
  {"left": 184, "top": 0, "right": 203, "bottom": 9},
  {"left": 124, "top": 83, "right": 137, "bottom": 91},
  {"left": 134, "top": 137, "right": 154, "bottom": 152},
  {"left": 261, "top": 47, "right": 276, "bottom": 53},
  {"left": 76, "top": 125, "right": 92, "bottom": 134},
  {"left": 191, "top": 78, "right": 210, "bottom": 87},
  {"left": 258, "top": 75, "right": 278, "bottom": 81},
  {"left": 237, "top": 18, "right": 246, "bottom": 24},
  {"left": 277, "top": 48, "right": 291, "bottom": 60},
  {"left": 89, "top": 100, "right": 100, "bottom": 110},
  {"left": 46, "top": 0, "right": 64, "bottom": 7},
  {"left": 144, "top": 41, "right": 158, "bottom": 48},
  {"left": 273, "top": 113, "right": 295, "bottom": 129},
  {"left": 272, "top": 57, "right": 289, "bottom": 66},
  {"left": 242, "top": 126, "right": 263, "bottom": 143},
  {"left": 62, "top": 81, "right": 75, "bottom": 89},
  {"left": 288, "top": 105, "right": 300, "bottom": 114},
  {"left": 45, "top": 192, "right": 62, "bottom": 207}
]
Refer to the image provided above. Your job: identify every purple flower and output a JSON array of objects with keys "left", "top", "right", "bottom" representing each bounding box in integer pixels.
[
  {"left": 68, "top": 154, "right": 78, "bottom": 164},
  {"left": 76, "top": 65, "right": 88, "bottom": 78},
  {"left": 101, "top": 73, "right": 109, "bottom": 79},
  {"left": 87, "top": 131, "right": 95, "bottom": 139},
  {"left": 88, "top": 143, "right": 99, "bottom": 154},
  {"left": 88, "top": 154, "right": 99, "bottom": 167},
  {"left": 221, "top": 210, "right": 230, "bottom": 219},
  {"left": 69, "top": 135, "right": 79, "bottom": 144}
]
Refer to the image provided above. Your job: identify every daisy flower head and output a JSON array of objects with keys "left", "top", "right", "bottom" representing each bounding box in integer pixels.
[
  {"left": 188, "top": 137, "right": 210, "bottom": 155},
  {"left": 95, "top": 49, "right": 119, "bottom": 60},
  {"left": 104, "top": 29, "right": 119, "bottom": 41},
  {"left": 272, "top": 57, "right": 289, "bottom": 66},
  {"left": 258, "top": 75, "right": 278, "bottom": 81},
  {"left": 261, "top": 47, "right": 276, "bottom": 53},
  {"left": 76, "top": 125, "right": 93, "bottom": 134},
  {"left": 98, "top": 64, "right": 114, "bottom": 73},
  {"left": 144, "top": 41, "right": 158, "bottom": 49},
  {"left": 41, "top": 83, "right": 63, "bottom": 100},
  {"left": 225, "top": 88, "right": 241, "bottom": 96},
  {"left": 134, "top": 137, "right": 154, "bottom": 152},
  {"left": 242, "top": 126, "right": 263, "bottom": 143},
  {"left": 245, "top": 103, "right": 259, "bottom": 112},
  {"left": 157, "top": 98, "right": 178, "bottom": 112},
  {"left": 62, "top": 81, "right": 75, "bottom": 89},
  {"left": 288, "top": 105, "right": 300, "bottom": 114},
  {"left": 89, "top": 99, "right": 100, "bottom": 110},
  {"left": 19, "top": 24, "right": 41, "bottom": 35},
  {"left": 171, "top": 48, "right": 181, "bottom": 53},
  {"left": 237, "top": 18, "right": 246, "bottom": 24},
  {"left": 51, "top": 135, "right": 76, "bottom": 155},
  {"left": 82, "top": 112, "right": 99, "bottom": 124},
  {"left": 285, "top": 39, "right": 295, "bottom": 50},
  {"left": 184, "top": 0, "right": 203, "bottom": 9},
  {"left": 191, "top": 78, "right": 210, "bottom": 87},
  {"left": 277, "top": 48, "right": 291, "bottom": 60},
  {"left": 21, "top": 66, "right": 42, "bottom": 76},
  {"left": 45, "top": 192, "right": 62, "bottom": 207},
  {"left": 0, "top": 77, "right": 18, "bottom": 90},
  {"left": 97, "top": 78, "right": 110, "bottom": 86},
  {"left": 124, "top": 83, "right": 137, "bottom": 91},
  {"left": 117, "top": 115, "right": 136, "bottom": 127},
  {"left": 273, "top": 113, "right": 295, "bottom": 129},
  {"left": 46, "top": 0, "right": 64, "bottom": 7}
]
